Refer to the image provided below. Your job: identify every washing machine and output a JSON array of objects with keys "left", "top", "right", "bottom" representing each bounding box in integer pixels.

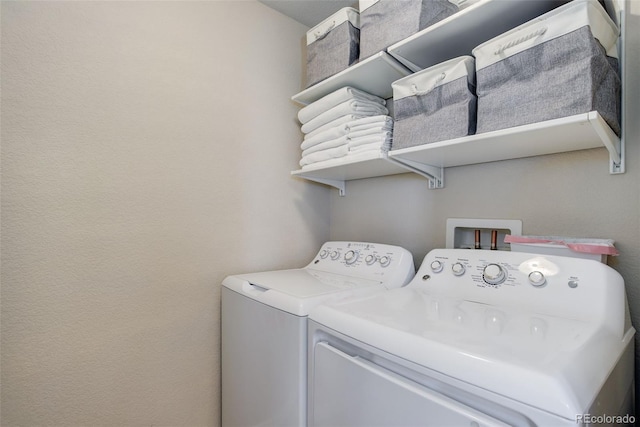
[
  {"left": 308, "top": 248, "right": 635, "bottom": 426},
  {"left": 221, "top": 241, "right": 415, "bottom": 427}
]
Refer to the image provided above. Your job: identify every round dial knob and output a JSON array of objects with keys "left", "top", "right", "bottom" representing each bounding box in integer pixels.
[
  {"left": 430, "top": 260, "right": 443, "bottom": 273},
  {"left": 330, "top": 251, "right": 340, "bottom": 260},
  {"left": 344, "top": 250, "right": 358, "bottom": 265},
  {"left": 365, "top": 254, "right": 376, "bottom": 265},
  {"left": 528, "top": 271, "right": 546, "bottom": 287},
  {"left": 319, "top": 250, "right": 329, "bottom": 259},
  {"left": 451, "top": 262, "right": 466, "bottom": 276},
  {"left": 379, "top": 256, "right": 391, "bottom": 267},
  {"left": 483, "top": 264, "right": 506, "bottom": 285}
]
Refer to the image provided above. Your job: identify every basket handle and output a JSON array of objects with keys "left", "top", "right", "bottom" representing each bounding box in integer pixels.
[
  {"left": 411, "top": 72, "right": 446, "bottom": 96},
  {"left": 314, "top": 21, "right": 336, "bottom": 41},
  {"left": 494, "top": 27, "right": 547, "bottom": 55}
]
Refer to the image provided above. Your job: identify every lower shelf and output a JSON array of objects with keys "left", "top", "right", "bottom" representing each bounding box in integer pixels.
[
  {"left": 291, "top": 151, "right": 407, "bottom": 196},
  {"left": 292, "top": 112, "right": 624, "bottom": 194},
  {"left": 389, "top": 111, "right": 622, "bottom": 173}
]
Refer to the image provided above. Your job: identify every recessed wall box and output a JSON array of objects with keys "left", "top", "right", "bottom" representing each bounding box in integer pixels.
[{"left": 446, "top": 218, "right": 522, "bottom": 251}]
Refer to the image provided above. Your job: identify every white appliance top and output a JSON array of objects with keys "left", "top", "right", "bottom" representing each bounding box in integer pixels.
[
  {"left": 222, "top": 241, "right": 415, "bottom": 316},
  {"left": 309, "top": 248, "right": 634, "bottom": 420}
]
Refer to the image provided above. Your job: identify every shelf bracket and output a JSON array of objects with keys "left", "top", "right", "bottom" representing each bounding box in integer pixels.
[
  {"left": 388, "top": 157, "right": 444, "bottom": 189},
  {"left": 298, "top": 176, "right": 346, "bottom": 196},
  {"left": 587, "top": 99, "right": 625, "bottom": 175},
  {"left": 606, "top": 134, "right": 624, "bottom": 174},
  {"left": 593, "top": 122, "right": 624, "bottom": 174}
]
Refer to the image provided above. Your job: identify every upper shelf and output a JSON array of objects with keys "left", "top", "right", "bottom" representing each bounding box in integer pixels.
[
  {"left": 291, "top": 52, "right": 411, "bottom": 106},
  {"left": 388, "top": 112, "right": 623, "bottom": 181},
  {"left": 387, "top": 0, "right": 569, "bottom": 72}
]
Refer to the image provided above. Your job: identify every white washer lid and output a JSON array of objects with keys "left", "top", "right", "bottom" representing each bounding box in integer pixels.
[
  {"left": 223, "top": 268, "right": 383, "bottom": 317},
  {"left": 310, "top": 287, "right": 634, "bottom": 419}
]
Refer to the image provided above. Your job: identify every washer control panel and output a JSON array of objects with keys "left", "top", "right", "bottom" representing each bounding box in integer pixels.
[{"left": 309, "top": 242, "right": 415, "bottom": 288}]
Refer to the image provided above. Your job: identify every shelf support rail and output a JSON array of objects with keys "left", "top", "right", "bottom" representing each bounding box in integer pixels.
[
  {"left": 388, "top": 157, "right": 444, "bottom": 189},
  {"left": 607, "top": 0, "right": 626, "bottom": 175}
]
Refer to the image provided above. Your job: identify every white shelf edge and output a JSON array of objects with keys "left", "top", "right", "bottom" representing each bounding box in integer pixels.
[
  {"left": 291, "top": 151, "right": 409, "bottom": 195},
  {"left": 291, "top": 52, "right": 412, "bottom": 106},
  {"left": 388, "top": 112, "right": 622, "bottom": 185}
]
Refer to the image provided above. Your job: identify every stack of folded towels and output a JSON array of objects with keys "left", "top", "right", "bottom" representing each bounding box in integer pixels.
[{"left": 297, "top": 87, "right": 393, "bottom": 168}]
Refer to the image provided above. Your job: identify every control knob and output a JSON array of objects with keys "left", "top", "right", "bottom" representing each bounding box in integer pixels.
[
  {"left": 344, "top": 250, "right": 358, "bottom": 265},
  {"left": 330, "top": 251, "right": 340, "bottom": 260},
  {"left": 430, "top": 260, "right": 444, "bottom": 273},
  {"left": 528, "top": 271, "right": 546, "bottom": 287},
  {"left": 483, "top": 263, "right": 506, "bottom": 285},
  {"left": 365, "top": 254, "right": 376, "bottom": 265},
  {"left": 451, "top": 262, "right": 465, "bottom": 276},
  {"left": 319, "top": 250, "right": 329, "bottom": 259},
  {"left": 379, "top": 256, "right": 391, "bottom": 267}
]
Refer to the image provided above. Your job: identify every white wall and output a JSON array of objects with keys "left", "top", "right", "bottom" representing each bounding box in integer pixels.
[
  {"left": 0, "top": 1, "right": 328, "bottom": 425},
  {"left": 329, "top": 0, "right": 640, "bottom": 408}
]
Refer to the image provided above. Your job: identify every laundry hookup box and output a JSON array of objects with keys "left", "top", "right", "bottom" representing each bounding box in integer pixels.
[
  {"left": 472, "top": 0, "right": 621, "bottom": 136},
  {"left": 358, "top": 0, "right": 473, "bottom": 61},
  {"left": 306, "top": 7, "right": 360, "bottom": 88},
  {"left": 391, "top": 56, "right": 477, "bottom": 150}
]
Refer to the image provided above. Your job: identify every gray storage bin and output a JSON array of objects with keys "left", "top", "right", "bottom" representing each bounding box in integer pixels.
[
  {"left": 358, "top": 0, "right": 461, "bottom": 61},
  {"left": 392, "top": 56, "right": 477, "bottom": 150},
  {"left": 306, "top": 8, "right": 360, "bottom": 88},
  {"left": 472, "top": 0, "right": 620, "bottom": 135}
]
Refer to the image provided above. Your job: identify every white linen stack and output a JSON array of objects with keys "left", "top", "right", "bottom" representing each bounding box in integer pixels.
[
  {"left": 346, "top": 115, "right": 393, "bottom": 154},
  {"left": 298, "top": 87, "right": 392, "bottom": 168}
]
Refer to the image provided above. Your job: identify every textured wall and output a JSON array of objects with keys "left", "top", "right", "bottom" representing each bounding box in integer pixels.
[{"left": 0, "top": 2, "right": 328, "bottom": 425}]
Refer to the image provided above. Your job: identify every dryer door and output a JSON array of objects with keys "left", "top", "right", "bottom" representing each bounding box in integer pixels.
[{"left": 311, "top": 342, "right": 509, "bottom": 427}]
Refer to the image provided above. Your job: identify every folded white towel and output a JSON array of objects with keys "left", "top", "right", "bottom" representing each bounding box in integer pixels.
[
  {"left": 349, "top": 143, "right": 390, "bottom": 154},
  {"left": 348, "top": 132, "right": 393, "bottom": 149},
  {"left": 302, "top": 115, "right": 393, "bottom": 149},
  {"left": 348, "top": 125, "right": 393, "bottom": 140},
  {"left": 347, "top": 115, "right": 394, "bottom": 132},
  {"left": 301, "top": 123, "right": 350, "bottom": 151},
  {"left": 301, "top": 100, "right": 389, "bottom": 134},
  {"left": 349, "top": 139, "right": 392, "bottom": 153},
  {"left": 298, "top": 87, "right": 386, "bottom": 124},
  {"left": 304, "top": 114, "right": 363, "bottom": 139},
  {"left": 299, "top": 145, "right": 349, "bottom": 167},
  {"left": 302, "top": 135, "right": 349, "bottom": 157}
]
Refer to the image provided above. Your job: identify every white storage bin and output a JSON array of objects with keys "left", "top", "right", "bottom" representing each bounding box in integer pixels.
[
  {"left": 472, "top": 0, "right": 620, "bottom": 136},
  {"left": 505, "top": 235, "right": 618, "bottom": 264},
  {"left": 391, "top": 56, "right": 476, "bottom": 150},
  {"left": 306, "top": 7, "right": 360, "bottom": 88},
  {"left": 359, "top": 0, "right": 468, "bottom": 61}
]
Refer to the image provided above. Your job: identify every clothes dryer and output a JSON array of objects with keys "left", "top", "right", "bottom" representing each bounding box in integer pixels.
[
  {"left": 308, "top": 248, "right": 635, "bottom": 426},
  {"left": 221, "top": 241, "right": 414, "bottom": 427}
]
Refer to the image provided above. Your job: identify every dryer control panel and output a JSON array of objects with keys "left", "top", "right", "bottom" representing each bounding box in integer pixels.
[
  {"left": 308, "top": 241, "right": 415, "bottom": 288},
  {"left": 415, "top": 248, "right": 628, "bottom": 336}
]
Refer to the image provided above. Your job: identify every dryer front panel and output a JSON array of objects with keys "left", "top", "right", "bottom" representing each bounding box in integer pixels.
[{"left": 311, "top": 341, "right": 508, "bottom": 427}]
